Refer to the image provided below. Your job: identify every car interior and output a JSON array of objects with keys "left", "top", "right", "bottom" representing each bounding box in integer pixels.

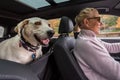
[
  {"left": 52, "top": 16, "right": 88, "bottom": 80},
  {"left": 0, "top": 0, "right": 120, "bottom": 80}
]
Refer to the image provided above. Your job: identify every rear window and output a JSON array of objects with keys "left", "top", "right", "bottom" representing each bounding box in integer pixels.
[
  {"left": 0, "top": 26, "right": 4, "bottom": 38},
  {"left": 48, "top": 18, "right": 60, "bottom": 37}
]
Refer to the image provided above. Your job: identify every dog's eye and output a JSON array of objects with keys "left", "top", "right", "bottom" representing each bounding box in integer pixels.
[
  {"left": 35, "top": 22, "right": 41, "bottom": 25},
  {"left": 48, "top": 24, "right": 51, "bottom": 27}
]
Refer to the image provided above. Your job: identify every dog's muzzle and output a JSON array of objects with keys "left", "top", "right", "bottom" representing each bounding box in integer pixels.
[
  {"left": 47, "top": 30, "right": 55, "bottom": 38},
  {"left": 34, "top": 30, "right": 55, "bottom": 46}
]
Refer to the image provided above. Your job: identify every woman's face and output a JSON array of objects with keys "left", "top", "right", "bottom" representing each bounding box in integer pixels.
[
  {"left": 87, "top": 17, "right": 102, "bottom": 34},
  {"left": 84, "top": 12, "right": 102, "bottom": 34}
]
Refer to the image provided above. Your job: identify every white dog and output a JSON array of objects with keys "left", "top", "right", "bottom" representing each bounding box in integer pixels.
[{"left": 0, "top": 17, "right": 54, "bottom": 64}]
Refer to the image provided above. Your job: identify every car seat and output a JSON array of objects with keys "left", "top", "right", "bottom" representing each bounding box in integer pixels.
[
  {"left": 0, "top": 45, "right": 52, "bottom": 80},
  {"left": 53, "top": 16, "right": 88, "bottom": 80},
  {"left": 0, "top": 59, "right": 39, "bottom": 80},
  {"left": 0, "top": 27, "right": 52, "bottom": 80}
]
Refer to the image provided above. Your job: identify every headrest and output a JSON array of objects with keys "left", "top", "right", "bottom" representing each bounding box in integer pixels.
[{"left": 58, "top": 16, "right": 74, "bottom": 34}]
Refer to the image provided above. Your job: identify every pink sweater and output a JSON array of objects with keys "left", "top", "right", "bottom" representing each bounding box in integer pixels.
[{"left": 73, "top": 29, "right": 120, "bottom": 80}]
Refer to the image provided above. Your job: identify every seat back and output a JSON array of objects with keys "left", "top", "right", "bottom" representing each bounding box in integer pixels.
[
  {"left": 0, "top": 59, "right": 39, "bottom": 80},
  {"left": 53, "top": 16, "right": 88, "bottom": 80}
]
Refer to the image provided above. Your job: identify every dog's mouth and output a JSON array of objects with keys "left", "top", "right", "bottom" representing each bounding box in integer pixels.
[{"left": 34, "top": 34, "right": 50, "bottom": 46}]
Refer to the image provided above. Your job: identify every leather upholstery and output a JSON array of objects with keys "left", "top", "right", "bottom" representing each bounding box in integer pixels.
[
  {"left": 0, "top": 59, "right": 39, "bottom": 80},
  {"left": 53, "top": 16, "right": 88, "bottom": 80},
  {"left": 58, "top": 16, "right": 74, "bottom": 34}
]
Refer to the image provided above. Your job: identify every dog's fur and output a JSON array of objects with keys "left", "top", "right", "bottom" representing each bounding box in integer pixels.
[{"left": 0, "top": 17, "right": 54, "bottom": 64}]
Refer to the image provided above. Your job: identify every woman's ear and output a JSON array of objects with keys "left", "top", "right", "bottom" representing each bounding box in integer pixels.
[{"left": 83, "top": 18, "right": 89, "bottom": 27}]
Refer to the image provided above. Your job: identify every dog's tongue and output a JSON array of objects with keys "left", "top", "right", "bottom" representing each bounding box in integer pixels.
[{"left": 41, "top": 39, "right": 50, "bottom": 45}]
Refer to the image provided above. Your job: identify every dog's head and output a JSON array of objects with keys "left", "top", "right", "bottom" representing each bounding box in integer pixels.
[{"left": 14, "top": 17, "right": 55, "bottom": 46}]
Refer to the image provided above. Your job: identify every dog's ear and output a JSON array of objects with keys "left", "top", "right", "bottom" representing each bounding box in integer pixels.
[{"left": 14, "top": 19, "right": 29, "bottom": 36}]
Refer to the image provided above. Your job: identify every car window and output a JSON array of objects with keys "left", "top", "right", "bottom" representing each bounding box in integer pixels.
[
  {"left": 0, "top": 26, "right": 4, "bottom": 38},
  {"left": 48, "top": 18, "right": 60, "bottom": 37},
  {"left": 98, "top": 15, "right": 120, "bottom": 38},
  {"left": 49, "top": 15, "right": 120, "bottom": 38},
  {"left": 49, "top": 18, "right": 75, "bottom": 37}
]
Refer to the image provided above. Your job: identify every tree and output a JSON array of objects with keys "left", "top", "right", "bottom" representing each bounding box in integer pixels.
[{"left": 116, "top": 17, "right": 120, "bottom": 28}]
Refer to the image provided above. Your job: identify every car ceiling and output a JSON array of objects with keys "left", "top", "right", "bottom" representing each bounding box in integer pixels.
[{"left": 0, "top": 0, "right": 120, "bottom": 26}]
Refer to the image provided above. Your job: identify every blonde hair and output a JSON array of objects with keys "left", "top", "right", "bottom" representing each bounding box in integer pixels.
[
  {"left": 73, "top": 25, "right": 80, "bottom": 32},
  {"left": 75, "top": 8, "right": 98, "bottom": 27}
]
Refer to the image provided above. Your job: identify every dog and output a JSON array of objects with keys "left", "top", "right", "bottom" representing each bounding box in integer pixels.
[{"left": 0, "top": 17, "right": 54, "bottom": 64}]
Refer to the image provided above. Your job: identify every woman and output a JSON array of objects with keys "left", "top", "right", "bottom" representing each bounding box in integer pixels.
[{"left": 73, "top": 8, "right": 120, "bottom": 80}]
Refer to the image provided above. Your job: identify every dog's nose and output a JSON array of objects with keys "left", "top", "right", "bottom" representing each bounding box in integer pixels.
[{"left": 47, "top": 30, "right": 55, "bottom": 38}]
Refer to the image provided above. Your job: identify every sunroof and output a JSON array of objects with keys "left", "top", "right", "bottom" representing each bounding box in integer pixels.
[
  {"left": 18, "top": 0, "right": 70, "bottom": 9},
  {"left": 18, "top": 0, "right": 50, "bottom": 9},
  {"left": 54, "top": 0, "right": 69, "bottom": 3}
]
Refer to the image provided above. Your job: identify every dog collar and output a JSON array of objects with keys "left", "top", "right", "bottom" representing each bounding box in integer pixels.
[
  {"left": 19, "top": 40, "right": 38, "bottom": 60},
  {"left": 19, "top": 39, "right": 39, "bottom": 52},
  {"left": 20, "top": 29, "right": 40, "bottom": 51},
  {"left": 19, "top": 29, "right": 40, "bottom": 60}
]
